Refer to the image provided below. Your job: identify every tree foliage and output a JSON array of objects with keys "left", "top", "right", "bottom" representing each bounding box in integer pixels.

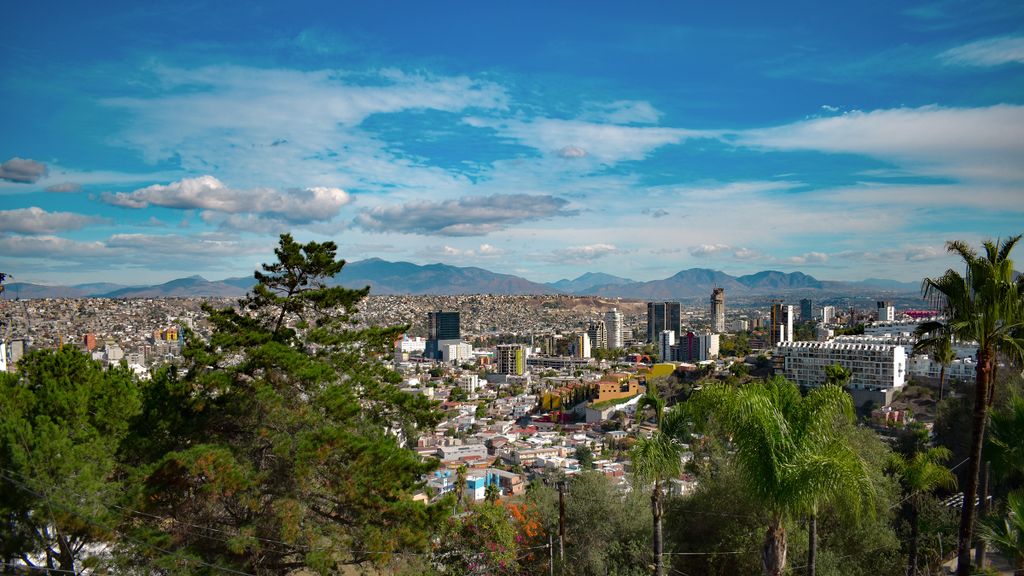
[
  {"left": 122, "top": 234, "right": 444, "bottom": 574},
  {"left": 0, "top": 347, "right": 141, "bottom": 573},
  {"left": 917, "top": 235, "right": 1024, "bottom": 576},
  {"left": 690, "top": 377, "right": 874, "bottom": 576}
]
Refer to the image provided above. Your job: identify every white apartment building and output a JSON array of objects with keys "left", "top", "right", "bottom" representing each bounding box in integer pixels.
[
  {"left": 659, "top": 330, "right": 675, "bottom": 363},
  {"left": 775, "top": 340, "right": 907, "bottom": 391},
  {"left": 821, "top": 305, "right": 835, "bottom": 324},
  {"left": 605, "top": 308, "right": 623, "bottom": 349}
]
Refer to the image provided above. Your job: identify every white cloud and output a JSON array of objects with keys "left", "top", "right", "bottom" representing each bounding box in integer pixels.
[
  {"left": 732, "top": 247, "right": 763, "bottom": 260},
  {"left": 0, "top": 207, "right": 101, "bottom": 234},
  {"left": 0, "top": 157, "right": 47, "bottom": 183},
  {"left": 550, "top": 243, "right": 618, "bottom": 262},
  {"left": 904, "top": 246, "right": 944, "bottom": 262},
  {"left": 940, "top": 36, "right": 1024, "bottom": 67},
  {"left": 0, "top": 234, "right": 108, "bottom": 258},
  {"left": 101, "top": 176, "right": 351, "bottom": 223},
  {"left": 785, "top": 252, "right": 829, "bottom": 265},
  {"left": 738, "top": 104, "right": 1024, "bottom": 182},
  {"left": 690, "top": 243, "right": 732, "bottom": 257},
  {"left": 557, "top": 145, "right": 588, "bottom": 159},
  {"left": 354, "top": 194, "right": 577, "bottom": 236}
]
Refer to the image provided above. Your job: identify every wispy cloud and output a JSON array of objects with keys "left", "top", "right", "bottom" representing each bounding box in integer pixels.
[
  {"left": 354, "top": 194, "right": 577, "bottom": 236},
  {"left": 0, "top": 207, "right": 102, "bottom": 234},
  {"left": 940, "top": 35, "right": 1024, "bottom": 67},
  {"left": 102, "top": 65, "right": 508, "bottom": 189},
  {"left": 737, "top": 104, "right": 1024, "bottom": 182},
  {"left": 582, "top": 100, "right": 662, "bottom": 124},
  {"left": 464, "top": 116, "right": 710, "bottom": 163},
  {"left": 45, "top": 182, "right": 83, "bottom": 193}
]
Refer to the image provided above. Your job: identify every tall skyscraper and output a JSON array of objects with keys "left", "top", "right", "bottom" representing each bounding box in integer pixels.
[
  {"left": 647, "top": 301, "right": 682, "bottom": 343},
  {"left": 426, "top": 310, "right": 460, "bottom": 359},
  {"left": 770, "top": 302, "right": 794, "bottom": 347},
  {"left": 605, "top": 308, "right": 623, "bottom": 350},
  {"left": 587, "top": 321, "right": 607, "bottom": 349},
  {"left": 710, "top": 289, "right": 725, "bottom": 334},
  {"left": 800, "top": 298, "right": 813, "bottom": 322}
]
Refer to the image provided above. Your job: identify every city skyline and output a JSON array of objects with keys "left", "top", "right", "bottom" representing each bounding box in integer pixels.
[{"left": 2, "top": 1, "right": 1023, "bottom": 285}]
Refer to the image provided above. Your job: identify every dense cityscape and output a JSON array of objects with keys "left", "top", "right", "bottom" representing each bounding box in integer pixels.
[{"left": 3, "top": 1, "right": 1023, "bottom": 575}]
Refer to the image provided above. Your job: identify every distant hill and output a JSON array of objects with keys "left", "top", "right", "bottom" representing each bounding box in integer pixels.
[
  {"left": 736, "top": 270, "right": 823, "bottom": 290},
  {"left": 100, "top": 275, "right": 248, "bottom": 298},
  {"left": 337, "top": 258, "right": 557, "bottom": 295},
  {"left": 72, "top": 282, "right": 133, "bottom": 296},
  {"left": 3, "top": 282, "right": 87, "bottom": 299},
  {"left": 587, "top": 268, "right": 748, "bottom": 299},
  {"left": 843, "top": 278, "right": 922, "bottom": 292},
  {"left": 547, "top": 272, "right": 634, "bottom": 294},
  {"left": 1, "top": 260, "right": 924, "bottom": 299}
]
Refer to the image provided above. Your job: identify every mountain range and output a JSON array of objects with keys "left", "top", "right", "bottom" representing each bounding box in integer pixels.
[{"left": 2, "top": 259, "right": 923, "bottom": 300}]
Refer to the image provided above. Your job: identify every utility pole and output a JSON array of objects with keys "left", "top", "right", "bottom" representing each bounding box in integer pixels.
[
  {"left": 557, "top": 480, "right": 566, "bottom": 565},
  {"left": 549, "top": 534, "right": 553, "bottom": 576}
]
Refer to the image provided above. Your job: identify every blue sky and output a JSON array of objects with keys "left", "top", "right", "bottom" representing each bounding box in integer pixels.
[{"left": 2, "top": 1, "right": 1023, "bottom": 286}]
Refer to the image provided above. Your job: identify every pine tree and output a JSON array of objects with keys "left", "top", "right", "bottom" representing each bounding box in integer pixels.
[{"left": 123, "top": 234, "right": 444, "bottom": 574}]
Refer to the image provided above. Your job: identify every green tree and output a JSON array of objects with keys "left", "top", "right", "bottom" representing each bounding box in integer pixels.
[
  {"left": 630, "top": 399, "right": 689, "bottom": 576},
  {"left": 0, "top": 347, "right": 141, "bottom": 573},
  {"left": 574, "top": 445, "right": 594, "bottom": 470},
  {"left": 978, "top": 489, "right": 1024, "bottom": 574},
  {"left": 454, "top": 465, "right": 468, "bottom": 515},
  {"left": 485, "top": 482, "right": 500, "bottom": 504},
  {"left": 888, "top": 447, "right": 958, "bottom": 576},
  {"left": 825, "top": 363, "right": 852, "bottom": 387},
  {"left": 124, "top": 234, "right": 443, "bottom": 574},
  {"left": 986, "top": 393, "right": 1024, "bottom": 491},
  {"left": 916, "top": 236, "right": 1024, "bottom": 576},
  {"left": 914, "top": 332, "right": 956, "bottom": 402},
  {"left": 433, "top": 502, "right": 519, "bottom": 575},
  {"left": 691, "top": 377, "right": 874, "bottom": 576}
]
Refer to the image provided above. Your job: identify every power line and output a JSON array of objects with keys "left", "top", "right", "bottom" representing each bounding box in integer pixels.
[{"left": 0, "top": 469, "right": 258, "bottom": 576}]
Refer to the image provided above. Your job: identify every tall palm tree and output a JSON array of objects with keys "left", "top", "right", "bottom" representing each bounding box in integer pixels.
[
  {"left": 630, "top": 400, "right": 689, "bottom": 576},
  {"left": 454, "top": 464, "right": 467, "bottom": 515},
  {"left": 914, "top": 328, "right": 956, "bottom": 402},
  {"left": 889, "top": 447, "right": 958, "bottom": 576},
  {"left": 917, "top": 236, "right": 1024, "bottom": 575},
  {"left": 692, "top": 377, "right": 873, "bottom": 576}
]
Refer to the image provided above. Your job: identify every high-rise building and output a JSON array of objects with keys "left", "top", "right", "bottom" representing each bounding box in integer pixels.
[
  {"left": 770, "top": 303, "right": 794, "bottom": 346},
  {"left": 821, "top": 305, "right": 835, "bottom": 324},
  {"left": 646, "top": 302, "right": 682, "bottom": 343},
  {"left": 587, "top": 321, "right": 607, "bottom": 350},
  {"left": 710, "top": 289, "right": 726, "bottom": 334},
  {"left": 877, "top": 301, "right": 895, "bottom": 322},
  {"left": 605, "top": 308, "right": 623, "bottom": 350},
  {"left": 800, "top": 299, "right": 813, "bottom": 322},
  {"left": 571, "top": 333, "right": 592, "bottom": 359},
  {"left": 658, "top": 330, "right": 676, "bottom": 363},
  {"left": 426, "top": 310, "right": 460, "bottom": 359},
  {"left": 496, "top": 344, "right": 527, "bottom": 375}
]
